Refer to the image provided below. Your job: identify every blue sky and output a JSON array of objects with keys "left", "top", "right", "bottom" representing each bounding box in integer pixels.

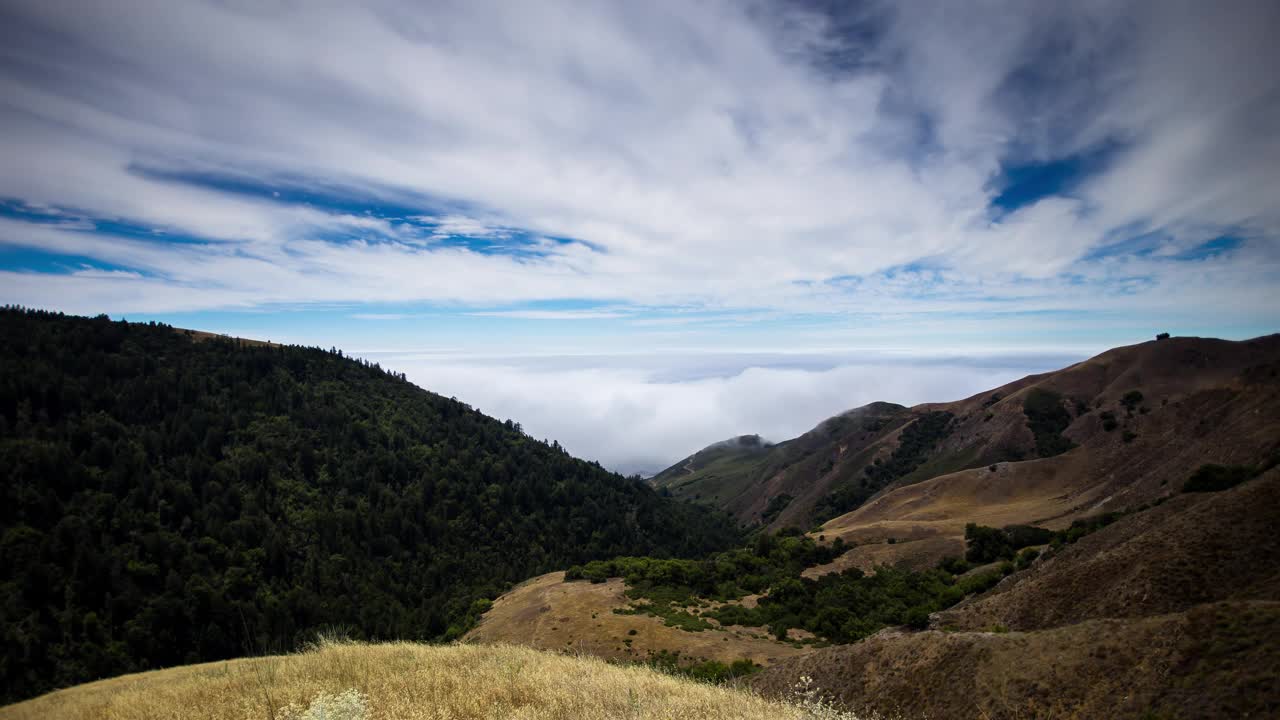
[{"left": 0, "top": 0, "right": 1277, "bottom": 472}]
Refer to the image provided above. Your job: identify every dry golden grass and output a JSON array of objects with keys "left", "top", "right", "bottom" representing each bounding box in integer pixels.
[
  {"left": 465, "top": 572, "right": 809, "bottom": 668},
  {"left": 0, "top": 641, "right": 852, "bottom": 720}
]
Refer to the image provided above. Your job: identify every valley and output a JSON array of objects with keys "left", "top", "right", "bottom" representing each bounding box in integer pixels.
[
  {"left": 469, "top": 333, "right": 1280, "bottom": 718},
  {"left": 3, "top": 312, "right": 1278, "bottom": 718}
]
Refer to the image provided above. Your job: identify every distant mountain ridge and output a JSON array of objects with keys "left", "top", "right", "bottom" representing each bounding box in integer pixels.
[{"left": 652, "top": 334, "right": 1280, "bottom": 533}]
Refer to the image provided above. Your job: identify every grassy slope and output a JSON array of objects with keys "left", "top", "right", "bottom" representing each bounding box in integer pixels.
[
  {"left": 936, "top": 467, "right": 1280, "bottom": 631},
  {"left": 751, "top": 601, "right": 1280, "bottom": 720},
  {"left": 0, "top": 642, "right": 836, "bottom": 720},
  {"left": 464, "top": 571, "right": 809, "bottom": 668}
]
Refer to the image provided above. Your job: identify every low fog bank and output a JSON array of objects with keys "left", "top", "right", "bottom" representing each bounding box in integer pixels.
[{"left": 372, "top": 351, "right": 1085, "bottom": 476}]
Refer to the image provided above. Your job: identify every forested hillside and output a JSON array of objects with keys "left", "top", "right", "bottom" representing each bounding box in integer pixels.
[{"left": 0, "top": 309, "right": 740, "bottom": 702}]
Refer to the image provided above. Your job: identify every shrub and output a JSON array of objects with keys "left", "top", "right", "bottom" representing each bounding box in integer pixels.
[
  {"left": 1023, "top": 388, "right": 1077, "bottom": 457},
  {"left": 1003, "top": 524, "right": 1054, "bottom": 548},
  {"left": 1015, "top": 547, "right": 1040, "bottom": 570},
  {"left": 761, "top": 494, "right": 793, "bottom": 524},
  {"left": 815, "top": 411, "right": 954, "bottom": 520},
  {"left": 1100, "top": 411, "right": 1118, "bottom": 432},
  {"left": 1121, "top": 390, "right": 1145, "bottom": 413},
  {"left": 964, "top": 523, "right": 1013, "bottom": 563},
  {"left": 1182, "top": 464, "right": 1257, "bottom": 493},
  {"left": 904, "top": 605, "right": 932, "bottom": 630},
  {"left": 965, "top": 524, "right": 1051, "bottom": 564}
]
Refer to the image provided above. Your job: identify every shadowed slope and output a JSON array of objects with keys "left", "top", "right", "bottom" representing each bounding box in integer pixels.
[
  {"left": 751, "top": 601, "right": 1280, "bottom": 720},
  {"left": 751, "top": 467, "right": 1280, "bottom": 719}
]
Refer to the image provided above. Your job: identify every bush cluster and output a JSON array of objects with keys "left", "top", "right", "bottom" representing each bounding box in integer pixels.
[
  {"left": 1182, "top": 463, "right": 1259, "bottom": 493},
  {"left": 964, "top": 523, "right": 1054, "bottom": 563},
  {"left": 1022, "top": 388, "right": 1077, "bottom": 457},
  {"left": 815, "top": 411, "right": 955, "bottom": 520}
]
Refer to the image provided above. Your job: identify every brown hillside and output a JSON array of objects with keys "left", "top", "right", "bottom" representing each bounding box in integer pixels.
[
  {"left": 750, "top": 600, "right": 1280, "bottom": 720},
  {"left": 936, "top": 468, "right": 1280, "bottom": 632},
  {"left": 652, "top": 334, "right": 1280, "bottom": 535},
  {"left": 753, "top": 468, "right": 1280, "bottom": 718},
  {"left": 811, "top": 334, "right": 1280, "bottom": 571}
]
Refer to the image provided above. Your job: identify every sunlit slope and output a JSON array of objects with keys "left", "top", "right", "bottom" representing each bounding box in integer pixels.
[
  {"left": 0, "top": 642, "right": 828, "bottom": 720},
  {"left": 464, "top": 571, "right": 808, "bottom": 667}
]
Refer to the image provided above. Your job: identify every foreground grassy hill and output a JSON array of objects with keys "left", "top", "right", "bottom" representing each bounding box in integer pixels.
[
  {"left": 0, "top": 641, "right": 856, "bottom": 720},
  {"left": 0, "top": 309, "right": 740, "bottom": 702},
  {"left": 653, "top": 335, "right": 1280, "bottom": 535}
]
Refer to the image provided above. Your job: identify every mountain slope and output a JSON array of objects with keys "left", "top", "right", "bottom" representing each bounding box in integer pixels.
[
  {"left": 653, "top": 335, "right": 1280, "bottom": 535},
  {"left": 750, "top": 470, "right": 1280, "bottom": 719},
  {"left": 473, "top": 334, "right": 1280, "bottom": 716},
  {"left": 0, "top": 309, "right": 740, "bottom": 703},
  {"left": 751, "top": 600, "right": 1280, "bottom": 720},
  {"left": 652, "top": 402, "right": 915, "bottom": 528},
  {"left": 935, "top": 466, "right": 1280, "bottom": 632},
  {"left": 810, "top": 334, "right": 1280, "bottom": 575}
]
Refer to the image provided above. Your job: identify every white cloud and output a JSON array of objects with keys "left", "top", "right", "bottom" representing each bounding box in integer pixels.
[
  {"left": 0, "top": 0, "right": 1273, "bottom": 329},
  {"left": 386, "top": 352, "right": 1078, "bottom": 475},
  {"left": 468, "top": 310, "right": 629, "bottom": 321}
]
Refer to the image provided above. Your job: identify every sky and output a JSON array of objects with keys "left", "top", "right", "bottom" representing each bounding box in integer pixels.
[{"left": 1, "top": 1, "right": 1277, "bottom": 473}]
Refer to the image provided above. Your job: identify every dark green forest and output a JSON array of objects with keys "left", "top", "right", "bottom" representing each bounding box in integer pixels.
[{"left": 0, "top": 309, "right": 740, "bottom": 702}]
